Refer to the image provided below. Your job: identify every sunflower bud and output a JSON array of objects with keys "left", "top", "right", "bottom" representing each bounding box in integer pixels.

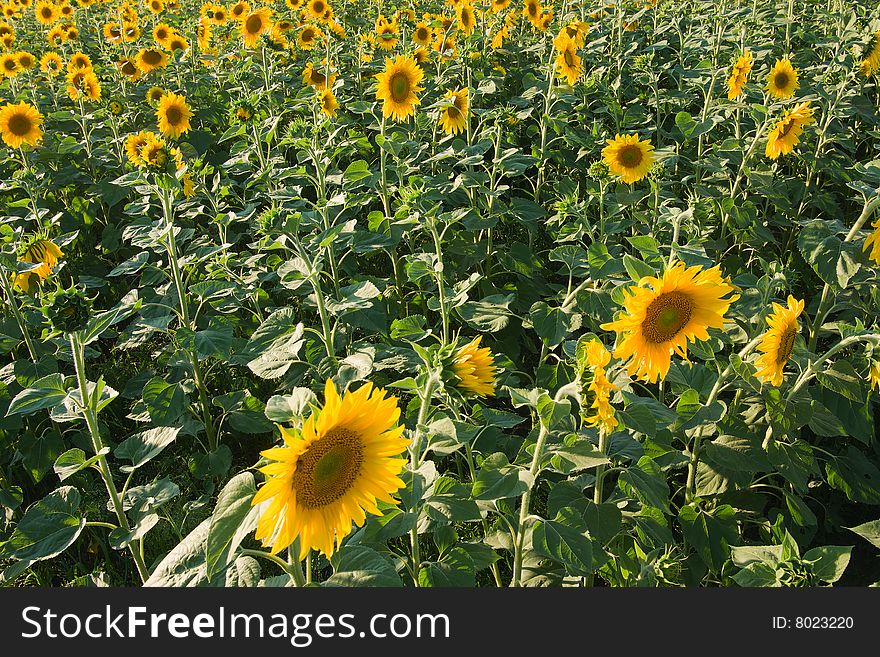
[
  {"left": 587, "top": 159, "right": 610, "bottom": 182},
  {"left": 45, "top": 284, "right": 92, "bottom": 333}
]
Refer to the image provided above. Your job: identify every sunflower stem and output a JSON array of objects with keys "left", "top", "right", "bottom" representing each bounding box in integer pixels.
[
  {"left": 0, "top": 273, "right": 38, "bottom": 362},
  {"left": 69, "top": 332, "right": 150, "bottom": 583},
  {"left": 409, "top": 370, "right": 439, "bottom": 586},
  {"left": 428, "top": 217, "right": 450, "bottom": 345},
  {"left": 287, "top": 544, "right": 308, "bottom": 587}
]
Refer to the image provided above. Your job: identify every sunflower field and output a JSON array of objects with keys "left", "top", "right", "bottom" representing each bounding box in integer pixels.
[{"left": 1, "top": 0, "right": 880, "bottom": 590}]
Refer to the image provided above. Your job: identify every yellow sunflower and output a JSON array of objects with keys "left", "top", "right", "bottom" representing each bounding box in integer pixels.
[
  {"left": 252, "top": 379, "right": 408, "bottom": 559},
  {"left": 146, "top": 85, "right": 165, "bottom": 105},
  {"left": 457, "top": 1, "right": 476, "bottom": 36},
  {"left": 765, "top": 101, "right": 814, "bottom": 159},
  {"left": 861, "top": 31, "right": 880, "bottom": 77},
  {"left": 412, "top": 21, "right": 431, "bottom": 47},
  {"left": 766, "top": 58, "right": 798, "bottom": 99},
  {"left": 156, "top": 92, "right": 193, "bottom": 138},
  {"left": 102, "top": 21, "right": 122, "bottom": 43},
  {"left": 869, "top": 361, "right": 880, "bottom": 392},
  {"left": 375, "top": 54, "right": 424, "bottom": 122},
  {"left": 862, "top": 217, "right": 880, "bottom": 266},
  {"left": 602, "top": 133, "right": 655, "bottom": 184},
  {"left": 241, "top": 8, "right": 272, "bottom": 48},
  {"left": 413, "top": 47, "right": 429, "bottom": 65},
  {"left": 318, "top": 88, "right": 338, "bottom": 117},
  {"left": 66, "top": 69, "right": 100, "bottom": 102},
  {"left": 491, "top": 0, "right": 510, "bottom": 13},
  {"left": 117, "top": 57, "right": 141, "bottom": 80},
  {"left": 153, "top": 22, "right": 173, "bottom": 47},
  {"left": 13, "top": 238, "right": 63, "bottom": 293},
  {"left": 753, "top": 296, "right": 804, "bottom": 387},
  {"left": 146, "top": 0, "right": 163, "bottom": 13},
  {"left": 452, "top": 336, "right": 498, "bottom": 396},
  {"left": 298, "top": 24, "right": 321, "bottom": 50},
  {"left": 555, "top": 37, "right": 582, "bottom": 86},
  {"left": 726, "top": 50, "right": 752, "bottom": 100},
  {"left": 523, "top": 0, "right": 541, "bottom": 28},
  {"left": 0, "top": 101, "right": 43, "bottom": 148},
  {"left": 306, "top": 0, "right": 326, "bottom": 20},
  {"left": 40, "top": 51, "right": 63, "bottom": 76},
  {"left": 438, "top": 87, "right": 468, "bottom": 135},
  {"left": 229, "top": 0, "right": 249, "bottom": 20},
  {"left": 375, "top": 20, "right": 398, "bottom": 50},
  {"left": 67, "top": 51, "right": 91, "bottom": 72},
  {"left": 600, "top": 261, "right": 739, "bottom": 383},
  {"left": 16, "top": 51, "right": 35, "bottom": 70},
  {"left": 211, "top": 5, "right": 228, "bottom": 24},
  {"left": 0, "top": 52, "right": 19, "bottom": 78},
  {"left": 302, "top": 61, "right": 335, "bottom": 89},
  {"left": 35, "top": 0, "right": 59, "bottom": 24},
  {"left": 140, "top": 134, "right": 169, "bottom": 168},
  {"left": 136, "top": 48, "right": 169, "bottom": 74},
  {"left": 583, "top": 345, "right": 617, "bottom": 436},
  {"left": 125, "top": 130, "right": 155, "bottom": 166}
]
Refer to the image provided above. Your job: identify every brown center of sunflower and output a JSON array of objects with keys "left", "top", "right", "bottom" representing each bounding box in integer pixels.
[
  {"left": 157, "top": 28, "right": 168, "bottom": 39},
  {"left": 143, "top": 50, "right": 162, "bottom": 65},
  {"left": 527, "top": 1, "right": 538, "bottom": 17},
  {"left": 642, "top": 291, "right": 693, "bottom": 343},
  {"left": 776, "top": 324, "right": 797, "bottom": 364},
  {"left": 416, "top": 27, "right": 429, "bottom": 41},
  {"left": 617, "top": 144, "right": 644, "bottom": 168},
  {"left": 564, "top": 49, "right": 575, "bottom": 66},
  {"left": 41, "top": 7, "right": 51, "bottom": 18},
  {"left": 3, "top": 58, "right": 16, "bottom": 71},
  {"left": 121, "top": 60, "right": 136, "bottom": 75},
  {"left": 302, "top": 28, "right": 314, "bottom": 42},
  {"left": 8, "top": 113, "right": 33, "bottom": 137},
  {"left": 246, "top": 14, "right": 263, "bottom": 34},
  {"left": 292, "top": 428, "right": 364, "bottom": 509},
  {"left": 313, "top": 0, "right": 324, "bottom": 12},
  {"left": 774, "top": 72, "right": 789, "bottom": 89},
  {"left": 389, "top": 71, "right": 411, "bottom": 102},
  {"left": 164, "top": 105, "right": 183, "bottom": 126}
]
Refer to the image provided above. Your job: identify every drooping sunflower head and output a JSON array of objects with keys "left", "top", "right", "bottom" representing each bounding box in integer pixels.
[
  {"left": 602, "top": 133, "right": 655, "bottom": 184},
  {"left": 156, "top": 92, "right": 193, "bottom": 139},
  {"left": 374, "top": 54, "right": 424, "bottom": 122},
  {"left": 438, "top": 87, "right": 468, "bottom": 135},
  {"left": 136, "top": 47, "right": 169, "bottom": 73},
  {"left": 117, "top": 57, "right": 141, "bottom": 80},
  {"left": 68, "top": 51, "right": 91, "bottom": 74},
  {"left": 451, "top": 335, "right": 498, "bottom": 396},
  {"left": 753, "top": 295, "right": 804, "bottom": 387},
  {"left": 140, "top": 134, "right": 170, "bottom": 169},
  {"left": 13, "top": 235, "right": 63, "bottom": 293},
  {"left": 0, "top": 101, "right": 43, "bottom": 149},
  {"left": 146, "top": 85, "right": 166, "bottom": 105},
  {"left": 318, "top": 87, "right": 338, "bottom": 117},
  {"left": 600, "top": 261, "right": 740, "bottom": 383},
  {"left": 252, "top": 379, "right": 408, "bottom": 559},
  {"left": 766, "top": 58, "right": 799, "bottom": 99},
  {"left": 301, "top": 60, "right": 335, "bottom": 89},
  {"left": 726, "top": 49, "right": 752, "bottom": 100},
  {"left": 556, "top": 38, "right": 582, "bottom": 86},
  {"left": 765, "top": 101, "right": 814, "bottom": 159},
  {"left": 457, "top": 1, "right": 475, "bottom": 35},
  {"left": 40, "top": 51, "right": 63, "bottom": 76}
]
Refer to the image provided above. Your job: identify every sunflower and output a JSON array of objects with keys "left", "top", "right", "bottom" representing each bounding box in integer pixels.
[
  {"left": 40, "top": 51, "right": 62, "bottom": 76},
  {"left": 136, "top": 47, "right": 168, "bottom": 73},
  {"left": 16, "top": 51, "right": 35, "bottom": 70},
  {"left": 240, "top": 8, "right": 272, "bottom": 48},
  {"left": 140, "top": 134, "right": 169, "bottom": 168},
  {"left": 766, "top": 58, "right": 798, "bottom": 99},
  {"left": 413, "top": 47, "right": 429, "bottom": 65},
  {"left": 66, "top": 70, "right": 101, "bottom": 102},
  {"left": 438, "top": 87, "right": 468, "bottom": 135},
  {"left": 457, "top": 1, "right": 475, "bottom": 35},
  {"left": 156, "top": 92, "right": 193, "bottom": 138},
  {"left": 168, "top": 35, "right": 189, "bottom": 52},
  {"left": 146, "top": 85, "right": 165, "bottom": 105},
  {"left": 67, "top": 51, "right": 91, "bottom": 72},
  {"left": 452, "top": 336, "right": 498, "bottom": 396},
  {"left": 229, "top": 0, "right": 248, "bottom": 20},
  {"left": 153, "top": 22, "right": 173, "bottom": 46},
  {"left": 0, "top": 52, "right": 19, "bottom": 78},
  {"left": 0, "top": 101, "right": 43, "bottom": 148},
  {"left": 375, "top": 19, "right": 398, "bottom": 50},
  {"left": 64, "top": 25, "right": 78, "bottom": 40},
  {"left": 122, "top": 22, "right": 141, "bottom": 43},
  {"left": 102, "top": 21, "right": 122, "bottom": 43},
  {"left": 117, "top": 57, "right": 141, "bottom": 80},
  {"left": 35, "top": 0, "right": 59, "bottom": 24},
  {"left": 298, "top": 24, "right": 321, "bottom": 50},
  {"left": 600, "top": 261, "right": 739, "bottom": 383},
  {"left": 125, "top": 130, "right": 154, "bottom": 166},
  {"left": 412, "top": 20, "right": 431, "bottom": 47},
  {"left": 306, "top": 0, "right": 326, "bottom": 20},
  {"left": 491, "top": 0, "right": 510, "bottom": 12},
  {"left": 302, "top": 61, "right": 335, "bottom": 89},
  {"left": 523, "top": 0, "right": 541, "bottom": 28},
  {"left": 318, "top": 87, "right": 338, "bottom": 117},
  {"left": 582, "top": 340, "right": 617, "bottom": 436},
  {"left": 861, "top": 31, "right": 880, "bottom": 77},
  {"left": 252, "top": 379, "right": 408, "bottom": 559},
  {"left": 375, "top": 54, "right": 424, "bottom": 122},
  {"left": 555, "top": 37, "right": 582, "bottom": 86},
  {"left": 211, "top": 5, "right": 227, "bottom": 23},
  {"left": 765, "top": 101, "right": 814, "bottom": 159},
  {"left": 284, "top": 0, "right": 302, "bottom": 9},
  {"left": 13, "top": 238, "right": 63, "bottom": 293},
  {"left": 869, "top": 361, "right": 880, "bottom": 392},
  {"left": 602, "top": 133, "right": 655, "bottom": 184},
  {"left": 726, "top": 50, "right": 752, "bottom": 100},
  {"left": 147, "top": 0, "right": 163, "bottom": 13},
  {"left": 863, "top": 217, "right": 880, "bottom": 266},
  {"left": 752, "top": 296, "right": 804, "bottom": 387}
]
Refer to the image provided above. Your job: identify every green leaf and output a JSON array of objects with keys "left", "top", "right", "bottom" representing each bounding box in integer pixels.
[
  {"left": 418, "top": 547, "right": 476, "bottom": 587},
  {"left": 2, "top": 487, "right": 85, "bottom": 562},
  {"left": 532, "top": 509, "right": 594, "bottom": 576},
  {"left": 732, "top": 562, "right": 780, "bottom": 587},
  {"left": 114, "top": 426, "right": 180, "bottom": 472},
  {"left": 7, "top": 373, "right": 68, "bottom": 416},
  {"left": 144, "top": 519, "right": 220, "bottom": 587},
  {"left": 816, "top": 360, "right": 865, "bottom": 403},
  {"left": 53, "top": 447, "right": 109, "bottom": 482},
  {"left": 264, "top": 388, "right": 316, "bottom": 423},
  {"left": 471, "top": 453, "right": 533, "bottom": 501},
  {"left": 619, "top": 456, "right": 670, "bottom": 512},
  {"left": 529, "top": 301, "right": 572, "bottom": 347},
  {"left": 797, "top": 221, "right": 861, "bottom": 289},
  {"left": 845, "top": 519, "right": 880, "bottom": 549},
  {"left": 802, "top": 546, "right": 851, "bottom": 583},
  {"left": 622, "top": 254, "right": 655, "bottom": 282},
  {"left": 327, "top": 545, "right": 401, "bottom": 587},
  {"left": 425, "top": 476, "right": 482, "bottom": 522},
  {"left": 206, "top": 472, "right": 260, "bottom": 579},
  {"left": 459, "top": 294, "right": 515, "bottom": 332},
  {"left": 548, "top": 442, "right": 610, "bottom": 474},
  {"left": 678, "top": 503, "right": 739, "bottom": 572},
  {"left": 142, "top": 378, "right": 187, "bottom": 425},
  {"left": 825, "top": 447, "right": 880, "bottom": 504}
]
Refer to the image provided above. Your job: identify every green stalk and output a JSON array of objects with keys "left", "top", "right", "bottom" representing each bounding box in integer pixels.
[
  {"left": 409, "top": 371, "right": 438, "bottom": 586},
  {"left": 0, "top": 273, "right": 38, "bottom": 361},
  {"left": 428, "top": 219, "right": 450, "bottom": 345},
  {"left": 70, "top": 333, "right": 150, "bottom": 583},
  {"left": 511, "top": 419, "right": 550, "bottom": 587}
]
